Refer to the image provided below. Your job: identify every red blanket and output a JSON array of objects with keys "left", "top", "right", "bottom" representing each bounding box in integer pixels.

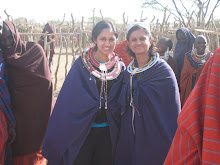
[
  {"left": 164, "top": 47, "right": 220, "bottom": 164},
  {"left": 114, "top": 40, "right": 133, "bottom": 67}
]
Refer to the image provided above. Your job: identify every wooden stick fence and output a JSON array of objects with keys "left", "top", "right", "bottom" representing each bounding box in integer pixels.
[
  {"left": 18, "top": 26, "right": 220, "bottom": 93},
  {"left": 19, "top": 32, "right": 91, "bottom": 91}
]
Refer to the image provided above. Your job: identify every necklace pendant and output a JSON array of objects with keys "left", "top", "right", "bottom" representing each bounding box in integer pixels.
[{"left": 99, "top": 63, "right": 107, "bottom": 71}]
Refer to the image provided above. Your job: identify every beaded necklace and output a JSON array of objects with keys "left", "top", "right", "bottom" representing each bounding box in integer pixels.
[
  {"left": 82, "top": 47, "right": 121, "bottom": 81},
  {"left": 127, "top": 53, "right": 159, "bottom": 75},
  {"left": 191, "top": 49, "right": 211, "bottom": 64},
  {"left": 127, "top": 53, "right": 159, "bottom": 135},
  {"left": 91, "top": 48, "right": 116, "bottom": 70},
  {"left": 82, "top": 47, "right": 122, "bottom": 109}
]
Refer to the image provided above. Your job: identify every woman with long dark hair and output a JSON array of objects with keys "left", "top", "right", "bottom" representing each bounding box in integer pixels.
[
  {"left": 42, "top": 20, "right": 125, "bottom": 165},
  {"left": 114, "top": 22, "right": 181, "bottom": 165}
]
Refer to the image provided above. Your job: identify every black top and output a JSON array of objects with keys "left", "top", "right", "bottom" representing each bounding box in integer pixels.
[{"left": 93, "top": 62, "right": 123, "bottom": 124}]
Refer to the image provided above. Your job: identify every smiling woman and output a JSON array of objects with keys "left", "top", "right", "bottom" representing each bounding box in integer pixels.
[
  {"left": 42, "top": 20, "right": 125, "bottom": 165},
  {"left": 0, "top": 22, "right": 15, "bottom": 50},
  {"left": 114, "top": 22, "right": 180, "bottom": 165}
]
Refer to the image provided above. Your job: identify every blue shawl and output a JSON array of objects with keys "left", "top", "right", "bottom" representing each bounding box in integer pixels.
[
  {"left": 42, "top": 57, "right": 124, "bottom": 165},
  {"left": 0, "top": 49, "right": 16, "bottom": 128},
  {"left": 174, "top": 27, "right": 195, "bottom": 77},
  {"left": 114, "top": 58, "right": 181, "bottom": 165}
]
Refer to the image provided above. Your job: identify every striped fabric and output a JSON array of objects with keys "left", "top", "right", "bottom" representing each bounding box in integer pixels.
[
  {"left": 13, "top": 150, "right": 47, "bottom": 165},
  {"left": 114, "top": 40, "right": 133, "bottom": 67},
  {"left": 0, "top": 53, "right": 16, "bottom": 128},
  {"left": 164, "top": 47, "right": 220, "bottom": 164},
  {"left": 0, "top": 110, "right": 8, "bottom": 165}
]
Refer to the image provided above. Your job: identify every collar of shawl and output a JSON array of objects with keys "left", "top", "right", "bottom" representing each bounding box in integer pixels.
[{"left": 81, "top": 47, "right": 122, "bottom": 80}]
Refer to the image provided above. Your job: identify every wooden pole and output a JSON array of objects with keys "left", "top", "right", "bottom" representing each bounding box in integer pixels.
[
  {"left": 54, "top": 36, "right": 63, "bottom": 90},
  {"left": 44, "top": 36, "right": 47, "bottom": 55},
  {"left": 64, "top": 37, "right": 69, "bottom": 78}
]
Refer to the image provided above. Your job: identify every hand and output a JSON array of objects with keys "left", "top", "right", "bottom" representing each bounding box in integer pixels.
[{"left": 8, "top": 126, "right": 16, "bottom": 144}]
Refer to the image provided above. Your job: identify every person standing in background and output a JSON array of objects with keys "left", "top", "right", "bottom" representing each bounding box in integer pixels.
[
  {"left": 0, "top": 29, "right": 16, "bottom": 164},
  {"left": 180, "top": 35, "right": 212, "bottom": 107},
  {"left": 174, "top": 27, "right": 195, "bottom": 85},
  {"left": 156, "top": 37, "right": 178, "bottom": 79},
  {"left": 39, "top": 23, "right": 56, "bottom": 70}
]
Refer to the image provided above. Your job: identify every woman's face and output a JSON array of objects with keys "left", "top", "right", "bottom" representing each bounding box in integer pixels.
[
  {"left": 94, "top": 28, "right": 116, "bottom": 56},
  {"left": 128, "top": 29, "right": 151, "bottom": 56},
  {"left": 194, "top": 37, "right": 206, "bottom": 55},
  {"left": 0, "top": 26, "right": 14, "bottom": 51},
  {"left": 177, "top": 31, "right": 186, "bottom": 43}
]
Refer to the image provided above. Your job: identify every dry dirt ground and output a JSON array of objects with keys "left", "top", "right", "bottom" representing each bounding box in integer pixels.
[{"left": 50, "top": 48, "right": 80, "bottom": 98}]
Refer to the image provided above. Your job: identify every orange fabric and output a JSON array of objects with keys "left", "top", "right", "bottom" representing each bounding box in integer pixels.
[
  {"left": 13, "top": 150, "right": 47, "bottom": 165},
  {"left": 164, "top": 47, "right": 220, "bottom": 165},
  {"left": 180, "top": 52, "right": 204, "bottom": 107},
  {"left": 0, "top": 110, "right": 8, "bottom": 165},
  {"left": 114, "top": 40, "right": 133, "bottom": 67}
]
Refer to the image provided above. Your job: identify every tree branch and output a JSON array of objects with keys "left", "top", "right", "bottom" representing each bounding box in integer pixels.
[
  {"left": 92, "top": 8, "right": 95, "bottom": 27},
  {"left": 171, "top": 0, "right": 187, "bottom": 27},
  {"left": 142, "top": 0, "right": 179, "bottom": 22},
  {"left": 71, "top": 13, "right": 75, "bottom": 32},
  {"left": 205, "top": 0, "right": 220, "bottom": 27},
  {"left": 150, "top": 15, "right": 156, "bottom": 23},
  {"left": 204, "top": 0, "right": 211, "bottom": 17},
  {"left": 100, "top": 9, "right": 103, "bottom": 20},
  {"left": 4, "top": 9, "right": 12, "bottom": 21},
  {"left": 179, "top": 0, "right": 190, "bottom": 17},
  {"left": 58, "top": 13, "right": 65, "bottom": 26}
]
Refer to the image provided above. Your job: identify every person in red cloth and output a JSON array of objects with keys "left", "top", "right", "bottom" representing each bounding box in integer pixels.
[
  {"left": 114, "top": 40, "right": 133, "bottom": 67},
  {"left": 0, "top": 53, "right": 16, "bottom": 165},
  {"left": 38, "top": 23, "right": 56, "bottom": 70},
  {"left": 0, "top": 22, "right": 16, "bottom": 165},
  {"left": 0, "top": 109, "right": 8, "bottom": 164},
  {"left": 156, "top": 37, "right": 178, "bottom": 79},
  {"left": 180, "top": 35, "right": 212, "bottom": 107},
  {"left": 164, "top": 47, "right": 220, "bottom": 165},
  {"left": 0, "top": 20, "right": 54, "bottom": 165}
]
